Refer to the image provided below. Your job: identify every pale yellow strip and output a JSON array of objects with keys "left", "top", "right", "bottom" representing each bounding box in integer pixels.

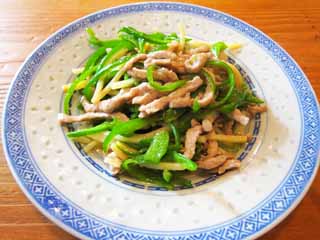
[
  {"left": 141, "top": 162, "right": 185, "bottom": 171},
  {"left": 207, "top": 133, "right": 248, "bottom": 143},
  {"left": 62, "top": 79, "right": 89, "bottom": 93},
  {"left": 83, "top": 141, "right": 98, "bottom": 152},
  {"left": 91, "top": 79, "right": 104, "bottom": 103},
  {"left": 111, "top": 143, "right": 128, "bottom": 160},
  {"left": 116, "top": 141, "right": 138, "bottom": 154}
]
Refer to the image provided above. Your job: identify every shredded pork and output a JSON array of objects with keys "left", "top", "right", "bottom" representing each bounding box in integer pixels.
[
  {"left": 127, "top": 67, "right": 178, "bottom": 82},
  {"left": 188, "top": 45, "right": 211, "bottom": 54},
  {"left": 184, "top": 52, "right": 213, "bottom": 73},
  {"left": 169, "top": 93, "right": 193, "bottom": 108},
  {"left": 197, "top": 154, "right": 229, "bottom": 170},
  {"left": 82, "top": 83, "right": 158, "bottom": 113},
  {"left": 58, "top": 112, "right": 129, "bottom": 124},
  {"left": 247, "top": 104, "right": 267, "bottom": 115},
  {"left": 217, "top": 159, "right": 241, "bottom": 174},
  {"left": 58, "top": 112, "right": 112, "bottom": 124},
  {"left": 104, "top": 152, "right": 122, "bottom": 175},
  {"left": 197, "top": 84, "right": 214, "bottom": 107},
  {"left": 202, "top": 119, "right": 213, "bottom": 132},
  {"left": 143, "top": 48, "right": 212, "bottom": 74},
  {"left": 122, "top": 54, "right": 147, "bottom": 72},
  {"left": 167, "top": 41, "right": 180, "bottom": 52},
  {"left": 224, "top": 120, "right": 234, "bottom": 135},
  {"left": 232, "top": 109, "right": 250, "bottom": 126},
  {"left": 183, "top": 125, "right": 203, "bottom": 159},
  {"left": 132, "top": 91, "right": 163, "bottom": 105},
  {"left": 139, "top": 76, "right": 203, "bottom": 117},
  {"left": 207, "top": 140, "right": 219, "bottom": 156}
]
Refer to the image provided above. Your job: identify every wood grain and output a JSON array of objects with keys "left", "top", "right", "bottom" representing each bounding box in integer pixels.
[{"left": 0, "top": 0, "right": 319, "bottom": 239}]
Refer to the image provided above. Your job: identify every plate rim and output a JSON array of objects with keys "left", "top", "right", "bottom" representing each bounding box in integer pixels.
[{"left": 2, "top": 2, "right": 320, "bottom": 240}]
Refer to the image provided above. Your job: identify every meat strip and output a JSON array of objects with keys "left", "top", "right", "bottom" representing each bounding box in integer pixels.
[
  {"left": 217, "top": 159, "right": 241, "bottom": 174},
  {"left": 198, "top": 155, "right": 229, "bottom": 170},
  {"left": 144, "top": 50, "right": 176, "bottom": 68},
  {"left": 183, "top": 125, "right": 203, "bottom": 159},
  {"left": 197, "top": 84, "right": 214, "bottom": 107},
  {"left": 170, "top": 54, "right": 190, "bottom": 73},
  {"left": 224, "top": 120, "right": 234, "bottom": 135},
  {"left": 111, "top": 112, "right": 129, "bottom": 121},
  {"left": 207, "top": 140, "right": 219, "bottom": 156},
  {"left": 58, "top": 112, "right": 128, "bottom": 124},
  {"left": 169, "top": 93, "right": 193, "bottom": 108},
  {"left": 167, "top": 41, "right": 180, "bottom": 52},
  {"left": 139, "top": 76, "right": 203, "bottom": 117},
  {"left": 191, "top": 119, "right": 200, "bottom": 127},
  {"left": 184, "top": 52, "right": 213, "bottom": 73},
  {"left": 188, "top": 45, "right": 211, "bottom": 54},
  {"left": 144, "top": 49, "right": 191, "bottom": 73},
  {"left": 122, "top": 53, "right": 147, "bottom": 72},
  {"left": 201, "top": 114, "right": 218, "bottom": 132},
  {"left": 144, "top": 58, "right": 171, "bottom": 67},
  {"left": 58, "top": 112, "right": 111, "bottom": 124},
  {"left": 127, "top": 67, "right": 178, "bottom": 82},
  {"left": 132, "top": 90, "right": 163, "bottom": 105},
  {"left": 168, "top": 81, "right": 214, "bottom": 109},
  {"left": 202, "top": 119, "right": 213, "bottom": 132},
  {"left": 150, "top": 50, "right": 176, "bottom": 58},
  {"left": 104, "top": 152, "right": 122, "bottom": 175},
  {"left": 247, "top": 104, "right": 267, "bottom": 116},
  {"left": 81, "top": 83, "right": 157, "bottom": 113},
  {"left": 231, "top": 109, "right": 250, "bottom": 126}
]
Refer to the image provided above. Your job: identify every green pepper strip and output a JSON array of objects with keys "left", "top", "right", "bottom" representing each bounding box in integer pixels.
[
  {"left": 202, "top": 68, "right": 216, "bottom": 95},
  {"left": 82, "top": 56, "right": 132, "bottom": 99},
  {"left": 103, "top": 118, "right": 151, "bottom": 152},
  {"left": 63, "top": 45, "right": 109, "bottom": 114},
  {"left": 169, "top": 123, "right": 181, "bottom": 151},
  {"left": 116, "top": 143, "right": 146, "bottom": 156},
  {"left": 163, "top": 169, "right": 172, "bottom": 183},
  {"left": 138, "top": 38, "right": 146, "bottom": 53},
  {"left": 63, "top": 67, "right": 96, "bottom": 114},
  {"left": 118, "top": 33, "right": 139, "bottom": 49},
  {"left": 84, "top": 47, "right": 108, "bottom": 70},
  {"left": 96, "top": 41, "right": 134, "bottom": 71},
  {"left": 212, "top": 41, "right": 228, "bottom": 58},
  {"left": 67, "top": 120, "right": 115, "bottom": 138},
  {"left": 245, "top": 94, "right": 264, "bottom": 104},
  {"left": 206, "top": 60, "right": 235, "bottom": 109},
  {"left": 192, "top": 98, "right": 200, "bottom": 112},
  {"left": 172, "top": 151, "right": 198, "bottom": 171},
  {"left": 147, "top": 65, "right": 186, "bottom": 92},
  {"left": 121, "top": 130, "right": 170, "bottom": 165},
  {"left": 96, "top": 54, "right": 111, "bottom": 72},
  {"left": 218, "top": 102, "right": 238, "bottom": 114},
  {"left": 163, "top": 108, "right": 186, "bottom": 123},
  {"left": 121, "top": 160, "right": 174, "bottom": 189},
  {"left": 143, "top": 131, "right": 169, "bottom": 164},
  {"left": 119, "top": 26, "right": 174, "bottom": 45},
  {"left": 86, "top": 28, "right": 134, "bottom": 48}
]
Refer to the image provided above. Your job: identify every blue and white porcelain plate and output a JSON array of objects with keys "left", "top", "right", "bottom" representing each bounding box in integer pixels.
[{"left": 2, "top": 2, "right": 320, "bottom": 239}]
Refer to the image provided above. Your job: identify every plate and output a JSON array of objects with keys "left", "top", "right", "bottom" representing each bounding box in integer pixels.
[{"left": 2, "top": 2, "right": 319, "bottom": 239}]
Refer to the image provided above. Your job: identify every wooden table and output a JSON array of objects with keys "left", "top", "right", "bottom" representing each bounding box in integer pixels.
[{"left": 0, "top": 0, "right": 319, "bottom": 239}]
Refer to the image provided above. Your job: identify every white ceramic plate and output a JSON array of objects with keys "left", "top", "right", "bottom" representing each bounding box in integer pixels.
[{"left": 3, "top": 2, "right": 320, "bottom": 239}]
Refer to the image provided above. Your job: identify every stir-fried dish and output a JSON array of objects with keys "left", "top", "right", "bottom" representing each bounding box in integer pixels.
[{"left": 58, "top": 26, "right": 267, "bottom": 189}]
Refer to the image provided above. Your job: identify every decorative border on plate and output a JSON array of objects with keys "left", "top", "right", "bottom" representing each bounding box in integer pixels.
[{"left": 2, "top": 2, "right": 319, "bottom": 240}]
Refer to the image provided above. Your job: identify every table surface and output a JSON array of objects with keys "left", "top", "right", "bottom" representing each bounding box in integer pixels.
[{"left": 0, "top": 0, "right": 319, "bottom": 239}]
